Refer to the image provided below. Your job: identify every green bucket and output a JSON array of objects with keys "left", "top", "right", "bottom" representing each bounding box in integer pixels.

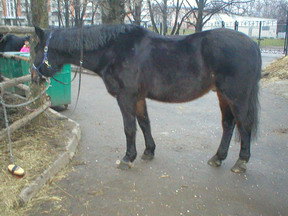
[{"left": 0, "top": 52, "right": 71, "bottom": 107}]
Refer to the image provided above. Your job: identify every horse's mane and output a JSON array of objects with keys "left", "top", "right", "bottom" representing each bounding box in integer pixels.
[{"left": 49, "top": 24, "right": 144, "bottom": 52}]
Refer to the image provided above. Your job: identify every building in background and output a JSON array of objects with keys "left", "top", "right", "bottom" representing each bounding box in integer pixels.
[
  {"left": 203, "top": 13, "right": 278, "bottom": 38},
  {"left": 0, "top": 0, "right": 101, "bottom": 27},
  {"left": 0, "top": 0, "right": 27, "bottom": 25}
]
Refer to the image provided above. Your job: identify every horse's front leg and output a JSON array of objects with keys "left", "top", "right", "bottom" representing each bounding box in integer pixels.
[
  {"left": 136, "top": 99, "right": 155, "bottom": 160},
  {"left": 117, "top": 93, "right": 137, "bottom": 170}
]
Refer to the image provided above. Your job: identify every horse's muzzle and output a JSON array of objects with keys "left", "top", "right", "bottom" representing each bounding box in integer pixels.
[{"left": 31, "top": 66, "right": 46, "bottom": 84}]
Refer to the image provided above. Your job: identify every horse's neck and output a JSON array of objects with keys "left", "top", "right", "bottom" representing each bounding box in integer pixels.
[{"left": 69, "top": 50, "right": 103, "bottom": 77}]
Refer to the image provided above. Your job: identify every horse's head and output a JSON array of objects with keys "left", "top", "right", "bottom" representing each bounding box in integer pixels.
[
  {"left": 24, "top": 35, "right": 31, "bottom": 42},
  {"left": 32, "top": 26, "right": 62, "bottom": 83},
  {"left": 0, "top": 33, "right": 6, "bottom": 51}
]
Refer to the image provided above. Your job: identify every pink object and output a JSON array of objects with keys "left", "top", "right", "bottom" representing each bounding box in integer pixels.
[{"left": 20, "top": 46, "right": 30, "bottom": 52}]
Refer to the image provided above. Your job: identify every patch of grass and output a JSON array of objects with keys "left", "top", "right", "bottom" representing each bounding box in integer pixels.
[{"left": 253, "top": 38, "right": 285, "bottom": 47}]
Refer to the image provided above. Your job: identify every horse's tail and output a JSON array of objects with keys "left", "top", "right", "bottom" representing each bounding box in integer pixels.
[{"left": 246, "top": 46, "right": 261, "bottom": 140}]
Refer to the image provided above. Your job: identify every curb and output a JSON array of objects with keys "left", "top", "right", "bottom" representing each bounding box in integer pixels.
[{"left": 18, "top": 108, "right": 81, "bottom": 206}]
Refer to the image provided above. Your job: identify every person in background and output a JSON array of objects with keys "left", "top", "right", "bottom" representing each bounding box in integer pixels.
[{"left": 20, "top": 40, "right": 30, "bottom": 52}]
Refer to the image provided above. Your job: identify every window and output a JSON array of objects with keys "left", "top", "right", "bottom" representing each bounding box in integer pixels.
[{"left": 6, "top": 0, "right": 16, "bottom": 18}]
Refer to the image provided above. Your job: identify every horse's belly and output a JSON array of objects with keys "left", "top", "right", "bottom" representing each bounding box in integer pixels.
[{"left": 147, "top": 79, "right": 213, "bottom": 103}]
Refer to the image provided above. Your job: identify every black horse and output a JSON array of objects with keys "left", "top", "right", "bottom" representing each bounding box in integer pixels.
[
  {"left": 32, "top": 25, "right": 261, "bottom": 173},
  {"left": 0, "top": 33, "right": 30, "bottom": 52}
]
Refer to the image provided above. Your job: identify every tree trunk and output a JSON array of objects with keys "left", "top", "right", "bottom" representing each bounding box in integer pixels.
[
  {"left": 73, "top": 0, "right": 81, "bottom": 27},
  {"left": 57, "top": 0, "right": 63, "bottom": 27},
  {"left": 64, "top": 0, "right": 70, "bottom": 27},
  {"left": 80, "top": 0, "right": 88, "bottom": 27},
  {"left": 30, "top": 0, "right": 49, "bottom": 108},
  {"left": 195, "top": 0, "right": 204, "bottom": 32},
  {"left": 162, "top": 0, "right": 168, "bottom": 35},
  {"left": 31, "top": 0, "right": 49, "bottom": 28},
  {"left": 101, "top": 0, "right": 125, "bottom": 24},
  {"left": 133, "top": 0, "right": 142, "bottom": 25},
  {"left": 147, "top": 0, "right": 159, "bottom": 33},
  {"left": 91, "top": 2, "right": 98, "bottom": 25}
]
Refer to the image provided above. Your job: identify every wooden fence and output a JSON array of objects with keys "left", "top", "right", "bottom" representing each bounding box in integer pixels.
[{"left": 0, "top": 52, "right": 50, "bottom": 142}]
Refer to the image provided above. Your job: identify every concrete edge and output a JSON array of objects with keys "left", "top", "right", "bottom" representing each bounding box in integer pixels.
[{"left": 18, "top": 108, "right": 81, "bottom": 206}]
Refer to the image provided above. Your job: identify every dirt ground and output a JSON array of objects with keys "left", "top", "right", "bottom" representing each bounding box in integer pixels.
[{"left": 25, "top": 72, "right": 288, "bottom": 216}]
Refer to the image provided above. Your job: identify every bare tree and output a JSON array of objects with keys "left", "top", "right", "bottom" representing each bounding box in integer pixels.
[
  {"left": 148, "top": 0, "right": 168, "bottom": 34},
  {"left": 147, "top": 0, "right": 160, "bottom": 33},
  {"left": 100, "top": 0, "right": 126, "bottom": 24},
  {"left": 170, "top": 0, "right": 193, "bottom": 35},
  {"left": 56, "top": 0, "right": 64, "bottom": 27},
  {"left": 50, "top": 0, "right": 99, "bottom": 27},
  {"left": 49, "top": 0, "right": 69, "bottom": 27},
  {"left": 148, "top": 0, "right": 193, "bottom": 35},
  {"left": 64, "top": 0, "right": 71, "bottom": 27},
  {"left": 126, "top": 0, "right": 144, "bottom": 25},
  {"left": 90, "top": 0, "right": 100, "bottom": 24},
  {"left": 186, "top": 0, "right": 251, "bottom": 32},
  {"left": 72, "top": 0, "right": 88, "bottom": 27}
]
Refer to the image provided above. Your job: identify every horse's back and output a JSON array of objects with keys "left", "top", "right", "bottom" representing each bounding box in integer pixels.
[
  {"left": 199, "top": 28, "right": 261, "bottom": 93},
  {"left": 200, "top": 28, "right": 261, "bottom": 77}
]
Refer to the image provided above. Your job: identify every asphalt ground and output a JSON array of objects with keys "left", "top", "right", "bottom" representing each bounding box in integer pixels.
[{"left": 27, "top": 53, "right": 287, "bottom": 216}]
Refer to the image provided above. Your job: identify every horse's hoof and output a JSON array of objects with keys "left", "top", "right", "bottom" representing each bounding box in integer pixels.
[
  {"left": 117, "top": 160, "right": 133, "bottom": 170},
  {"left": 207, "top": 155, "right": 222, "bottom": 167},
  {"left": 231, "top": 159, "right": 247, "bottom": 173},
  {"left": 141, "top": 153, "right": 154, "bottom": 161}
]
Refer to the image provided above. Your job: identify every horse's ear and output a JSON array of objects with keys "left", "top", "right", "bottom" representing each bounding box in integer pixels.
[
  {"left": 34, "top": 26, "right": 44, "bottom": 41},
  {"left": 25, "top": 35, "right": 31, "bottom": 41}
]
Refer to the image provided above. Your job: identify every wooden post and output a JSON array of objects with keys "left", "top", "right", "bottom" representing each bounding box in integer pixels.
[
  {"left": 234, "top": 21, "right": 238, "bottom": 31},
  {"left": 0, "top": 26, "right": 34, "bottom": 34},
  {"left": 284, "top": 11, "right": 288, "bottom": 56},
  {"left": 258, "top": 21, "right": 262, "bottom": 47},
  {"left": 0, "top": 75, "right": 30, "bottom": 90}
]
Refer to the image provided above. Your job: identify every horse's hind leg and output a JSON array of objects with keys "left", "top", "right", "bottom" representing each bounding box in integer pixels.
[
  {"left": 116, "top": 93, "right": 138, "bottom": 170},
  {"left": 135, "top": 99, "right": 156, "bottom": 160},
  {"left": 230, "top": 111, "right": 252, "bottom": 173},
  {"left": 208, "top": 91, "right": 235, "bottom": 167}
]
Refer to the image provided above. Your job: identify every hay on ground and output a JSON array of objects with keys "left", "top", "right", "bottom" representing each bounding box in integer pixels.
[
  {"left": 0, "top": 94, "right": 73, "bottom": 215},
  {"left": 262, "top": 56, "right": 288, "bottom": 82}
]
